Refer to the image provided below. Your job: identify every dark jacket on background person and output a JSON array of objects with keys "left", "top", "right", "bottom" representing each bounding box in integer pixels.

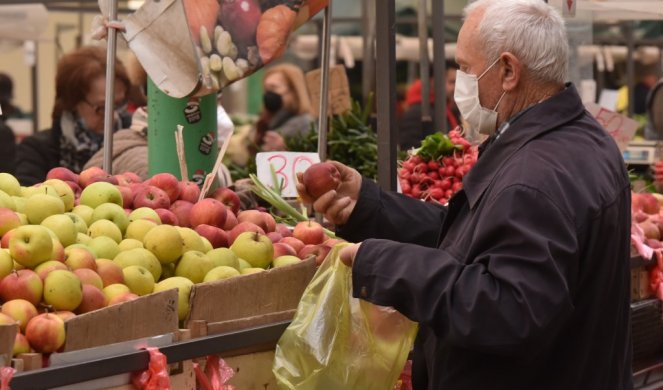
[
  {"left": 338, "top": 85, "right": 632, "bottom": 390},
  {"left": 0, "top": 121, "right": 16, "bottom": 174},
  {"left": 14, "top": 124, "right": 60, "bottom": 186}
]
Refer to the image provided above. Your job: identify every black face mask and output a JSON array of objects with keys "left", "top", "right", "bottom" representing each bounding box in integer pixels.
[{"left": 263, "top": 91, "right": 283, "bottom": 113}]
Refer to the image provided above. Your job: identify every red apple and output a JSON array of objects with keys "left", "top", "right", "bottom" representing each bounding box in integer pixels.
[
  {"left": 13, "top": 332, "right": 30, "bottom": 356},
  {"left": 128, "top": 182, "right": 147, "bottom": 195},
  {"left": 75, "top": 284, "right": 107, "bottom": 313},
  {"left": 275, "top": 224, "right": 292, "bottom": 238},
  {"left": 65, "top": 181, "right": 82, "bottom": 197},
  {"left": 1, "top": 227, "right": 15, "bottom": 248},
  {"left": 190, "top": 198, "right": 227, "bottom": 228},
  {"left": 293, "top": 220, "right": 326, "bottom": 245},
  {"left": 170, "top": 200, "right": 194, "bottom": 227},
  {"left": 79, "top": 166, "right": 109, "bottom": 187},
  {"left": 195, "top": 224, "right": 229, "bottom": 248},
  {"left": 64, "top": 247, "right": 97, "bottom": 271},
  {"left": 209, "top": 187, "right": 241, "bottom": 215},
  {"left": 108, "top": 292, "right": 139, "bottom": 306},
  {"left": 302, "top": 162, "right": 341, "bottom": 198},
  {"left": 1, "top": 298, "right": 38, "bottom": 332},
  {"left": 35, "top": 260, "right": 68, "bottom": 280},
  {"left": 95, "top": 259, "right": 124, "bottom": 287},
  {"left": 237, "top": 210, "right": 269, "bottom": 231},
  {"left": 229, "top": 222, "right": 265, "bottom": 244},
  {"left": 273, "top": 242, "right": 297, "bottom": 259},
  {"left": 133, "top": 186, "right": 171, "bottom": 210},
  {"left": 119, "top": 171, "right": 142, "bottom": 184},
  {"left": 54, "top": 311, "right": 76, "bottom": 322},
  {"left": 262, "top": 212, "right": 276, "bottom": 233},
  {"left": 267, "top": 232, "right": 282, "bottom": 243},
  {"left": 148, "top": 173, "right": 181, "bottom": 203},
  {"left": 0, "top": 208, "right": 21, "bottom": 236},
  {"left": 323, "top": 238, "right": 345, "bottom": 247},
  {"left": 298, "top": 244, "right": 332, "bottom": 265},
  {"left": 117, "top": 186, "right": 134, "bottom": 209},
  {"left": 0, "top": 270, "right": 43, "bottom": 306},
  {"left": 641, "top": 193, "right": 661, "bottom": 215},
  {"left": 47, "top": 167, "right": 79, "bottom": 183},
  {"left": 280, "top": 237, "right": 305, "bottom": 254},
  {"left": 155, "top": 208, "right": 179, "bottom": 226},
  {"left": 222, "top": 210, "right": 238, "bottom": 231},
  {"left": 25, "top": 313, "right": 66, "bottom": 353},
  {"left": 178, "top": 181, "right": 201, "bottom": 203},
  {"left": 73, "top": 268, "right": 103, "bottom": 290}
]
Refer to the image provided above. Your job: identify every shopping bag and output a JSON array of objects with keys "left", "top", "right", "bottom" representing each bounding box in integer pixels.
[{"left": 273, "top": 244, "right": 418, "bottom": 390}]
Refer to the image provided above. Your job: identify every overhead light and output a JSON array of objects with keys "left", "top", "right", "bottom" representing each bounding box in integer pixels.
[{"left": 128, "top": 0, "right": 144, "bottom": 10}]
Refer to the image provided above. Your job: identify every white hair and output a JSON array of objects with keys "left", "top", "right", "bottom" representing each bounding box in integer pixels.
[{"left": 464, "top": 0, "right": 569, "bottom": 85}]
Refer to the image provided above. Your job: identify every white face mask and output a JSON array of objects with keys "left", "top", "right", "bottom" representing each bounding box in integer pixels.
[{"left": 454, "top": 58, "right": 507, "bottom": 140}]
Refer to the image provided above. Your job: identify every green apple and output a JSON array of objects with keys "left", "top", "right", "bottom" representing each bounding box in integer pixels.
[
  {"left": 10, "top": 225, "right": 53, "bottom": 268},
  {"left": 240, "top": 268, "right": 265, "bottom": 275},
  {"left": 203, "top": 266, "right": 240, "bottom": 283},
  {"left": 0, "top": 173, "right": 20, "bottom": 196},
  {"left": 72, "top": 205, "right": 94, "bottom": 227},
  {"left": 122, "top": 265, "right": 155, "bottom": 296},
  {"left": 230, "top": 232, "right": 273, "bottom": 269},
  {"left": 91, "top": 203, "right": 129, "bottom": 235},
  {"left": 200, "top": 237, "right": 213, "bottom": 253},
  {"left": 21, "top": 185, "right": 56, "bottom": 198},
  {"left": 175, "top": 251, "right": 214, "bottom": 284},
  {"left": 88, "top": 220, "right": 122, "bottom": 243},
  {"left": 41, "top": 214, "right": 77, "bottom": 247},
  {"left": 65, "top": 212, "right": 88, "bottom": 234},
  {"left": 237, "top": 258, "right": 252, "bottom": 270},
  {"left": 125, "top": 219, "right": 158, "bottom": 242},
  {"left": 43, "top": 270, "right": 83, "bottom": 311},
  {"left": 26, "top": 194, "right": 64, "bottom": 224},
  {"left": 143, "top": 225, "right": 184, "bottom": 265},
  {"left": 161, "top": 262, "right": 176, "bottom": 279},
  {"left": 16, "top": 213, "right": 28, "bottom": 226},
  {"left": 207, "top": 248, "right": 240, "bottom": 270},
  {"left": 273, "top": 255, "right": 301, "bottom": 268},
  {"left": 0, "top": 190, "right": 16, "bottom": 211},
  {"left": 128, "top": 207, "right": 161, "bottom": 224},
  {"left": 113, "top": 248, "right": 162, "bottom": 281},
  {"left": 0, "top": 250, "right": 13, "bottom": 279},
  {"left": 76, "top": 232, "right": 92, "bottom": 245},
  {"left": 43, "top": 179, "right": 75, "bottom": 212},
  {"left": 177, "top": 227, "right": 206, "bottom": 253},
  {"left": 153, "top": 277, "right": 194, "bottom": 321},
  {"left": 118, "top": 238, "right": 144, "bottom": 251},
  {"left": 79, "top": 182, "right": 123, "bottom": 209},
  {"left": 88, "top": 236, "right": 120, "bottom": 260},
  {"left": 102, "top": 283, "right": 131, "bottom": 305},
  {"left": 11, "top": 196, "right": 26, "bottom": 213}
]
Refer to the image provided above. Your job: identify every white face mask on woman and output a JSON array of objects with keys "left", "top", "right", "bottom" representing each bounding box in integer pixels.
[{"left": 454, "top": 58, "right": 507, "bottom": 140}]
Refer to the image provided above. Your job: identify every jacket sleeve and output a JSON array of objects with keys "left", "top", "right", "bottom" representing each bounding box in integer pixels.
[
  {"left": 352, "top": 184, "right": 578, "bottom": 357},
  {"left": 336, "top": 178, "right": 446, "bottom": 248},
  {"left": 0, "top": 124, "right": 16, "bottom": 174},
  {"left": 15, "top": 135, "right": 49, "bottom": 186}
]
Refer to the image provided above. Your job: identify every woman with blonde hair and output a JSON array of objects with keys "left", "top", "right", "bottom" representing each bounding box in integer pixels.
[{"left": 256, "top": 63, "right": 314, "bottom": 151}]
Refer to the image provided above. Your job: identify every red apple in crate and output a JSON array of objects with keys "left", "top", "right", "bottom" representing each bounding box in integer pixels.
[
  {"left": 178, "top": 181, "right": 201, "bottom": 203},
  {"left": 195, "top": 224, "right": 229, "bottom": 248},
  {"left": 25, "top": 313, "right": 66, "bottom": 353},
  {"left": 209, "top": 187, "right": 241, "bottom": 215},
  {"left": 170, "top": 200, "right": 194, "bottom": 227},
  {"left": 64, "top": 247, "right": 97, "bottom": 271},
  {"left": 273, "top": 242, "right": 297, "bottom": 259},
  {"left": 79, "top": 166, "right": 108, "bottom": 187},
  {"left": 65, "top": 181, "right": 82, "bottom": 197},
  {"left": 89, "top": 174, "right": 119, "bottom": 186},
  {"left": 119, "top": 171, "right": 142, "bottom": 184},
  {"left": 275, "top": 224, "right": 292, "bottom": 238},
  {"left": 298, "top": 244, "right": 332, "bottom": 265},
  {"left": 148, "top": 173, "right": 181, "bottom": 203},
  {"left": 117, "top": 186, "right": 134, "bottom": 209},
  {"left": 229, "top": 222, "right": 265, "bottom": 244},
  {"left": 0, "top": 270, "right": 43, "bottom": 306},
  {"left": 34, "top": 260, "right": 68, "bottom": 280},
  {"left": 54, "top": 311, "right": 76, "bottom": 322},
  {"left": 128, "top": 182, "right": 147, "bottom": 195},
  {"left": 73, "top": 268, "right": 104, "bottom": 290},
  {"left": 155, "top": 208, "right": 179, "bottom": 226},
  {"left": 95, "top": 259, "right": 125, "bottom": 287},
  {"left": 302, "top": 162, "right": 341, "bottom": 198},
  {"left": 223, "top": 210, "right": 238, "bottom": 231},
  {"left": 237, "top": 210, "right": 269, "bottom": 231},
  {"left": 262, "top": 212, "right": 276, "bottom": 233},
  {"left": 108, "top": 292, "right": 139, "bottom": 306},
  {"left": 0, "top": 207, "right": 21, "bottom": 236},
  {"left": 133, "top": 186, "right": 171, "bottom": 210},
  {"left": 47, "top": 167, "right": 79, "bottom": 183},
  {"left": 2, "top": 299, "right": 38, "bottom": 332},
  {"left": 267, "top": 232, "right": 282, "bottom": 243},
  {"left": 293, "top": 220, "right": 326, "bottom": 245},
  {"left": 13, "top": 332, "right": 30, "bottom": 356},
  {"left": 0, "top": 227, "right": 15, "bottom": 248},
  {"left": 281, "top": 237, "right": 305, "bottom": 254},
  {"left": 76, "top": 284, "right": 107, "bottom": 314},
  {"left": 190, "top": 198, "right": 227, "bottom": 228}
]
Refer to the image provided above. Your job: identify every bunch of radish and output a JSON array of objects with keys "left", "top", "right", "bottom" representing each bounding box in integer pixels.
[{"left": 399, "top": 130, "right": 478, "bottom": 205}]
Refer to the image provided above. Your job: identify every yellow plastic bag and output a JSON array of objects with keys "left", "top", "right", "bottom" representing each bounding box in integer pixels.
[{"left": 273, "top": 244, "right": 418, "bottom": 389}]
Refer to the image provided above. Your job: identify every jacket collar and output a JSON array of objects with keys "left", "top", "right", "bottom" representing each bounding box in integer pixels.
[{"left": 462, "top": 83, "right": 586, "bottom": 210}]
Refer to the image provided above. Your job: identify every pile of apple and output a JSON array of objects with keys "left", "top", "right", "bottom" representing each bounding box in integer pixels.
[{"left": 0, "top": 167, "right": 339, "bottom": 359}]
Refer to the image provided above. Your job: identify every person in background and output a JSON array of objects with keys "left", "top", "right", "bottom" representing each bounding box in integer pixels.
[
  {"left": 15, "top": 45, "right": 131, "bottom": 186},
  {"left": 0, "top": 73, "right": 27, "bottom": 120},
  {"left": 617, "top": 65, "right": 659, "bottom": 116},
  {"left": 0, "top": 120, "right": 16, "bottom": 174},
  {"left": 398, "top": 61, "right": 460, "bottom": 150},
  {"left": 255, "top": 63, "right": 314, "bottom": 151},
  {"left": 298, "top": 0, "right": 631, "bottom": 388}
]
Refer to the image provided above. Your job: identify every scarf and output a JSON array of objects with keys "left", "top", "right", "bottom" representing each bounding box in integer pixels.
[{"left": 58, "top": 111, "right": 105, "bottom": 173}]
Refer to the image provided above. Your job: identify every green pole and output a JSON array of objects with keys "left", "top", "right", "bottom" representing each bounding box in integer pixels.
[{"left": 147, "top": 78, "right": 218, "bottom": 186}]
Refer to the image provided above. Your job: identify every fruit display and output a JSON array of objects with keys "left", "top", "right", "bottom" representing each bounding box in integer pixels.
[
  {"left": 0, "top": 167, "right": 328, "bottom": 358},
  {"left": 630, "top": 191, "right": 663, "bottom": 300},
  {"left": 398, "top": 130, "right": 478, "bottom": 205}
]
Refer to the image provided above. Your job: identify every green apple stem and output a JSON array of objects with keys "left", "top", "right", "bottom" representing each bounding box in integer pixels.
[{"left": 39, "top": 303, "right": 54, "bottom": 313}]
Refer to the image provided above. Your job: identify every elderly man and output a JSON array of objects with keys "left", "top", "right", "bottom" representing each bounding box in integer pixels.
[{"left": 297, "top": 0, "right": 632, "bottom": 389}]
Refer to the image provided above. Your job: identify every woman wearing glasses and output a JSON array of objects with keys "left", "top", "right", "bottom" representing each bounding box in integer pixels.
[{"left": 15, "top": 45, "right": 131, "bottom": 186}]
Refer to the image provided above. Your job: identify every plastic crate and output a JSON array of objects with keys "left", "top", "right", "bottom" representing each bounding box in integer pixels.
[{"left": 632, "top": 299, "right": 663, "bottom": 362}]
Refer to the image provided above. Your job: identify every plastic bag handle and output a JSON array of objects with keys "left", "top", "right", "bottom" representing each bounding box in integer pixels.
[
  {"left": 1, "top": 366, "right": 16, "bottom": 390},
  {"left": 131, "top": 347, "right": 170, "bottom": 390}
]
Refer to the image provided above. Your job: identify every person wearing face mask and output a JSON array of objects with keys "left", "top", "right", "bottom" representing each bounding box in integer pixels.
[
  {"left": 255, "top": 64, "right": 314, "bottom": 152},
  {"left": 296, "top": 1, "right": 632, "bottom": 389},
  {"left": 15, "top": 46, "right": 131, "bottom": 186}
]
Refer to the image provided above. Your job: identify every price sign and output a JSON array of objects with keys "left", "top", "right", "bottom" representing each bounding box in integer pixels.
[
  {"left": 256, "top": 152, "right": 321, "bottom": 198},
  {"left": 585, "top": 102, "right": 638, "bottom": 153}
]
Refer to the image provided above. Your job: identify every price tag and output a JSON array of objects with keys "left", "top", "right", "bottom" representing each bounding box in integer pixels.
[
  {"left": 585, "top": 102, "right": 638, "bottom": 153},
  {"left": 256, "top": 152, "right": 321, "bottom": 198}
]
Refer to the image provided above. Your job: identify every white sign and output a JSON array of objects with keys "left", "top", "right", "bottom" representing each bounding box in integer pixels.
[
  {"left": 256, "top": 152, "right": 321, "bottom": 198},
  {"left": 585, "top": 102, "right": 639, "bottom": 153},
  {"left": 563, "top": 0, "right": 576, "bottom": 17}
]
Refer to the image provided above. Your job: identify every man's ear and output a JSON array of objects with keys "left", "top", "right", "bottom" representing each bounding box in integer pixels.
[{"left": 500, "top": 52, "right": 521, "bottom": 92}]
